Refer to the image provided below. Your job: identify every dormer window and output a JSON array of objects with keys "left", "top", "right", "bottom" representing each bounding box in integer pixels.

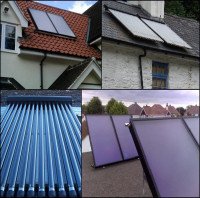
[{"left": 1, "top": 23, "right": 17, "bottom": 52}]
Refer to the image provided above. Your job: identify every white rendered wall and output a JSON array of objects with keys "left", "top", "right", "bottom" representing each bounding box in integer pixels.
[
  {"left": 1, "top": 52, "right": 78, "bottom": 89},
  {"left": 102, "top": 41, "right": 199, "bottom": 89}
]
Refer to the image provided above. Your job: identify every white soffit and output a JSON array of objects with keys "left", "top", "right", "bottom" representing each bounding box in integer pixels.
[
  {"left": 109, "top": 9, "right": 163, "bottom": 42},
  {"left": 142, "top": 18, "right": 192, "bottom": 49}
]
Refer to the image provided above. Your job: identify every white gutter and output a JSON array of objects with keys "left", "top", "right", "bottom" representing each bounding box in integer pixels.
[
  {"left": 89, "top": 37, "right": 101, "bottom": 45},
  {"left": 19, "top": 49, "right": 85, "bottom": 62}
]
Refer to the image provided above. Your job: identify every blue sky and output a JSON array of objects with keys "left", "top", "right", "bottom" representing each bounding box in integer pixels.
[{"left": 37, "top": 1, "right": 96, "bottom": 13}]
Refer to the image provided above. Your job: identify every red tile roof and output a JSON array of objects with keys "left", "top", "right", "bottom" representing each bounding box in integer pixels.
[
  {"left": 185, "top": 105, "right": 199, "bottom": 116},
  {"left": 167, "top": 105, "right": 180, "bottom": 116},
  {"left": 142, "top": 104, "right": 168, "bottom": 116},
  {"left": 16, "top": 1, "right": 101, "bottom": 59},
  {"left": 128, "top": 102, "right": 142, "bottom": 115}
]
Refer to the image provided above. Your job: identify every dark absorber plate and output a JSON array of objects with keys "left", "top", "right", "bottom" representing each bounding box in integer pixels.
[
  {"left": 86, "top": 115, "right": 123, "bottom": 167},
  {"left": 131, "top": 118, "right": 199, "bottom": 197},
  {"left": 111, "top": 115, "right": 138, "bottom": 160},
  {"left": 184, "top": 117, "right": 199, "bottom": 144}
]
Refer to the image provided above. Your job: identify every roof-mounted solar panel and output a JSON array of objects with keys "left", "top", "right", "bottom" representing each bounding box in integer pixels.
[
  {"left": 183, "top": 117, "right": 199, "bottom": 144},
  {"left": 108, "top": 9, "right": 163, "bottom": 42},
  {"left": 29, "top": 9, "right": 57, "bottom": 33},
  {"left": 86, "top": 115, "right": 138, "bottom": 167},
  {"left": 129, "top": 118, "right": 199, "bottom": 197},
  {"left": 29, "top": 8, "right": 76, "bottom": 38},
  {"left": 47, "top": 13, "right": 75, "bottom": 37},
  {"left": 86, "top": 115, "right": 123, "bottom": 167},
  {"left": 142, "top": 18, "right": 192, "bottom": 49},
  {"left": 111, "top": 115, "right": 138, "bottom": 160}
]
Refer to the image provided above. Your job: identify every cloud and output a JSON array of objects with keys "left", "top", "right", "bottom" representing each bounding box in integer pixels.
[
  {"left": 82, "top": 90, "right": 199, "bottom": 108},
  {"left": 69, "top": 1, "right": 93, "bottom": 14}
]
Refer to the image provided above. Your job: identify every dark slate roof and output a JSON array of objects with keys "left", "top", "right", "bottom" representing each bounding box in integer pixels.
[
  {"left": 82, "top": 152, "right": 152, "bottom": 197},
  {"left": 84, "top": 1, "right": 102, "bottom": 43},
  {"left": 49, "top": 58, "right": 100, "bottom": 89},
  {"left": 0, "top": 96, "right": 81, "bottom": 197},
  {"left": 102, "top": 1, "right": 199, "bottom": 59}
]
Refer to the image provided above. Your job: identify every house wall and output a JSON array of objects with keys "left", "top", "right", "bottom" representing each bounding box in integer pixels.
[
  {"left": 102, "top": 41, "right": 199, "bottom": 89},
  {"left": 1, "top": 52, "right": 78, "bottom": 89}
]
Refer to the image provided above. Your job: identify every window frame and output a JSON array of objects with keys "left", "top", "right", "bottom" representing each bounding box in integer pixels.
[
  {"left": 152, "top": 61, "right": 169, "bottom": 89},
  {"left": 1, "top": 22, "right": 18, "bottom": 53}
]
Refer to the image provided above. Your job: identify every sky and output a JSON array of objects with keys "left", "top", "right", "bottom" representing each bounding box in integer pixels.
[
  {"left": 82, "top": 90, "right": 199, "bottom": 108},
  {"left": 36, "top": 1, "right": 96, "bottom": 14}
]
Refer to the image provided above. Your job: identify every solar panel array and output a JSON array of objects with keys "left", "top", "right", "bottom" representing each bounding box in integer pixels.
[
  {"left": 142, "top": 19, "right": 192, "bottom": 49},
  {"left": 1, "top": 96, "right": 81, "bottom": 197},
  {"left": 108, "top": 8, "right": 191, "bottom": 49},
  {"left": 29, "top": 9, "right": 75, "bottom": 37},
  {"left": 109, "top": 9, "right": 163, "bottom": 42},
  {"left": 130, "top": 118, "right": 199, "bottom": 197},
  {"left": 86, "top": 115, "right": 138, "bottom": 167}
]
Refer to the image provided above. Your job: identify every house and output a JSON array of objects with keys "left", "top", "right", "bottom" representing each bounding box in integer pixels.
[
  {"left": 185, "top": 105, "right": 199, "bottom": 116},
  {"left": 166, "top": 103, "right": 180, "bottom": 117},
  {"left": 1, "top": 1, "right": 101, "bottom": 89},
  {"left": 141, "top": 104, "right": 170, "bottom": 117},
  {"left": 102, "top": 1, "right": 199, "bottom": 89},
  {"left": 128, "top": 102, "right": 142, "bottom": 117}
]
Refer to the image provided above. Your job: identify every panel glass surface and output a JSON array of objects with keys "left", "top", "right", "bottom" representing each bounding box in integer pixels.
[
  {"left": 184, "top": 117, "right": 199, "bottom": 144},
  {"left": 109, "top": 9, "right": 163, "bottom": 42},
  {"left": 142, "top": 19, "right": 192, "bottom": 49},
  {"left": 47, "top": 13, "right": 75, "bottom": 37},
  {"left": 86, "top": 115, "right": 123, "bottom": 167},
  {"left": 112, "top": 115, "right": 138, "bottom": 160},
  {"left": 29, "top": 9, "right": 57, "bottom": 33},
  {"left": 132, "top": 119, "right": 199, "bottom": 197}
]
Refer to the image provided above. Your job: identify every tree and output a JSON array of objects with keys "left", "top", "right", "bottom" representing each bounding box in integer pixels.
[
  {"left": 106, "top": 98, "right": 116, "bottom": 113},
  {"left": 165, "top": 0, "right": 200, "bottom": 21},
  {"left": 108, "top": 101, "right": 128, "bottom": 115},
  {"left": 176, "top": 107, "right": 186, "bottom": 116},
  {"left": 87, "top": 97, "right": 103, "bottom": 114},
  {"left": 165, "top": 1, "right": 186, "bottom": 17}
]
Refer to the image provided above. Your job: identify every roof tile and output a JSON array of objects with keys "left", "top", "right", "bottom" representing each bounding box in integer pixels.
[{"left": 16, "top": 1, "right": 101, "bottom": 59}]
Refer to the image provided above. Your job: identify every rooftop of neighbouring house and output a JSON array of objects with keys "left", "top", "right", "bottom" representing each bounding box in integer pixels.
[
  {"left": 128, "top": 102, "right": 142, "bottom": 115},
  {"left": 102, "top": 1, "right": 199, "bottom": 59},
  {"left": 13, "top": 0, "right": 101, "bottom": 59},
  {"left": 185, "top": 105, "right": 200, "bottom": 115},
  {"left": 142, "top": 104, "right": 169, "bottom": 116}
]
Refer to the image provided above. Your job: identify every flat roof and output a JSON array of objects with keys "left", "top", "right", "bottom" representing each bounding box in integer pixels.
[{"left": 82, "top": 152, "right": 152, "bottom": 197}]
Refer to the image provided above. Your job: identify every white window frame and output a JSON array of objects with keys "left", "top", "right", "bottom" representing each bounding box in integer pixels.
[{"left": 1, "top": 22, "right": 18, "bottom": 53}]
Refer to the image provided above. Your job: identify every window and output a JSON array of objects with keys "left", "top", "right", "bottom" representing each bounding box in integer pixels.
[
  {"left": 152, "top": 61, "right": 168, "bottom": 89},
  {"left": 1, "top": 23, "right": 17, "bottom": 52}
]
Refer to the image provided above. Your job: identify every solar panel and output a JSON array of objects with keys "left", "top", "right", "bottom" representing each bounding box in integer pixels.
[
  {"left": 111, "top": 115, "right": 138, "bottom": 160},
  {"left": 86, "top": 115, "right": 123, "bottom": 167},
  {"left": 142, "top": 19, "right": 192, "bottom": 49},
  {"left": 130, "top": 118, "right": 199, "bottom": 197},
  {"left": 47, "top": 13, "right": 75, "bottom": 37},
  {"left": 29, "top": 9, "right": 75, "bottom": 37},
  {"left": 108, "top": 9, "right": 163, "bottom": 42},
  {"left": 184, "top": 117, "right": 199, "bottom": 144},
  {"left": 0, "top": 96, "right": 81, "bottom": 197},
  {"left": 29, "top": 9, "right": 57, "bottom": 33}
]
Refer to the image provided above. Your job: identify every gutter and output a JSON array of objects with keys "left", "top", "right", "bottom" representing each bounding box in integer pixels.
[
  {"left": 40, "top": 53, "right": 47, "bottom": 89},
  {"left": 102, "top": 37, "right": 199, "bottom": 61},
  {"left": 139, "top": 49, "right": 146, "bottom": 89}
]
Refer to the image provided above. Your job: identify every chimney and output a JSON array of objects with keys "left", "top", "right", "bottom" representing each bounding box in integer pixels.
[
  {"left": 127, "top": 1, "right": 139, "bottom": 6},
  {"left": 128, "top": 1, "right": 165, "bottom": 19},
  {"left": 166, "top": 103, "right": 168, "bottom": 110}
]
